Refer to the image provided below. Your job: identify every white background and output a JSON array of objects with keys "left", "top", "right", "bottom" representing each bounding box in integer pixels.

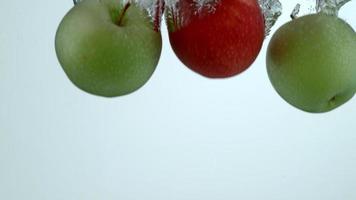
[{"left": 0, "top": 0, "right": 355, "bottom": 199}]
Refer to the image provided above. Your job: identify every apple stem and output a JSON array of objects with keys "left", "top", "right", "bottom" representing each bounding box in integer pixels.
[
  {"left": 153, "top": 0, "right": 165, "bottom": 32},
  {"left": 117, "top": 2, "right": 131, "bottom": 26}
]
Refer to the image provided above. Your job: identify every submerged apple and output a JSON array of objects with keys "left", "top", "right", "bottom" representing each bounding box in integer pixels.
[
  {"left": 267, "top": 13, "right": 356, "bottom": 113},
  {"left": 55, "top": 0, "right": 162, "bottom": 97},
  {"left": 166, "top": 0, "right": 265, "bottom": 78}
]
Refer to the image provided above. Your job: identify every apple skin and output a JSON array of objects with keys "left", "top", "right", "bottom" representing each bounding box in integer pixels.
[
  {"left": 167, "top": 0, "right": 265, "bottom": 78},
  {"left": 55, "top": 0, "right": 162, "bottom": 97},
  {"left": 267, "top": 13, "right": 356, "bottom": 113}
]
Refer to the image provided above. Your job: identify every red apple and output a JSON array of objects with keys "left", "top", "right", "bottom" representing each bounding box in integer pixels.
[{"left": 166, "top": 0, "right": 265, "bottom": 78}]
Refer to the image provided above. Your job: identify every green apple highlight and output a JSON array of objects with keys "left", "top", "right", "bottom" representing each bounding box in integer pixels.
[
  {"left": 267, "top": 13, "right": 356, "bottom": 113},
  {"left": 55, "top": 0, "right": 162, "bottom": 97}
]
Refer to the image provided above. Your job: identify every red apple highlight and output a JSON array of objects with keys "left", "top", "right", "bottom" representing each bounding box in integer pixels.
[{"left": 167, "top": 0, "right": 265, "bottom": 78}]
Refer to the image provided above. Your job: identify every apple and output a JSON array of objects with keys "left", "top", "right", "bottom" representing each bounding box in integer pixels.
[
  {"left": 267, "top": 13, "right": 356, "bottom": 113},
  {"left": 166, "top": 0, "right": 265, "bottom": 78},
  {"left": 55, "top": 0, "right": 162, "bottom": 97}
]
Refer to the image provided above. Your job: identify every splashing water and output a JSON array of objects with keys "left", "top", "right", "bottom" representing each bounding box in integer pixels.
[
  {"left": 164, "top": 0, "right": 221, "bottom": 31},
  {"left": 258, "top": 0, "right": 283, "bottom": 36},
  {"left": 291, "top": 0, "right": 351, "bottom": 18},
  {"left": 164, "top": 0, "right": 282, "bottom": 36},
  {"left": 192, "top": 0, "right": 219, "bottom": 15},
  {"left": 133, "top": 0, "right": 212, "bottom": 26},
  {"left": 73, "top": 0, "right": 283, "bottom": 34},
  {"left": 164, "top": 0, "right": 218, "bottom": 9},
  {"left": 134, "top": 0, "right": 165, "bottom": 30},
  {"left": 316, "top": 0, "right": 351, "bottom": 16}
]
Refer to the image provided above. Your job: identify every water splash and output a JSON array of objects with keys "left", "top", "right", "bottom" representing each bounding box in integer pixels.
[
  {"left": 165, "top": 0, "right": 282, "bottom": 36},
  {"left": 73, "top": 0, "right": 283, "bottom": 34},
  {"left": 192, "top": 0, "right": 219, "bottom": 15},
  {"left": 134, "top": 0, "right": 165, "bottom": 30},
  {"left": 316, "top": 0, "right": 351, "bottom": 16},
  {"left": 258, "top": 0, "right": 283, "bottom": 36},
  {"left": 164, "top": 0, "right": 220, "bottom": 31},
  {"left": 291, "top": 0, "right": 351, "bottom": 19}
]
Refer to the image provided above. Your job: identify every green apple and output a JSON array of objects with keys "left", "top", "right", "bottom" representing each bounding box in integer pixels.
[
  {"left": 267, "top": 13, "right": 356, "bottom": 113},
  {"left": 55, "top": 0, "right": 162, "bottom": 97}
]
